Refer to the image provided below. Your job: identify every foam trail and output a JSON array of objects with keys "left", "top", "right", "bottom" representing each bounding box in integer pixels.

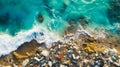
[
  {"left": 81, "top": 0, "right": 95, "bottom": 4},
  {"left": 0, "top": 23, "right": 61, "bottom": 56}
]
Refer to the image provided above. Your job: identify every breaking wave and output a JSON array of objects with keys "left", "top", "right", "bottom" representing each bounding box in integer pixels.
[{"left": 0, "top": 0, "right": 120, "bottom": 56}]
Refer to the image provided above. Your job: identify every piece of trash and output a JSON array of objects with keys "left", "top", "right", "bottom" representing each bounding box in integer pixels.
[{"left": 56, "top": 54, "right": 63, "bottom": 60}]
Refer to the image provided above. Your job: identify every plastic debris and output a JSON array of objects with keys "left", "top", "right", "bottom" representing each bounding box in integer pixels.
[
  {"left": 56, "top": 54, "right": 63, "bottom": 60},
  {"left": 1, "top": 33, "right": 120, "bottom": 67}
]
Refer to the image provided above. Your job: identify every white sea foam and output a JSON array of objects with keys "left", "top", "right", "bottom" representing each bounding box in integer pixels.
[
  {"left": 0, "top": 21, "right": 108, "bottom": 56},
  {"left": 0, "top": 23, "right": 61, "bottom": 56},
  {"left": 81, "top": 0, "right": 95, "bottom": 4}
]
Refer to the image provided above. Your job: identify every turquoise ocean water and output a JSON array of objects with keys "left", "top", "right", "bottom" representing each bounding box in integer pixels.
[{"left": 0, "top": 0, "right": 120, "bottom": 55}]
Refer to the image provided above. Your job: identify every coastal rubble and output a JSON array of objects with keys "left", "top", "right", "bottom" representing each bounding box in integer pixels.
[
  {"left": 13, "top": 40, "right": 39, "bottom": 59},
  {"left": 0, "top": 32, "right": 120, "bottom": 67}
]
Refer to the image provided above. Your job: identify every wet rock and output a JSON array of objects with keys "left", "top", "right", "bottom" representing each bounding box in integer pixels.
[
  {"left": 1, "top": 29, "right": 120, "bottom": 67},
  {"left": 13, "top": 39, "right": 39, "bottom": 59},
  {"left": 78, "top": 16, "right": 89, "bottom": 29},
  {"left": 37, "top": 14, "right": 44, "bottom": 23},
  {"left": 13, "top": 52, "right": 28, "bottom": 59},
  {"left": 0, "top": 54, "right": 13, "bottom": 66},
  {"left": 82, "top": 43, "right": 105, "bottom": 53},
  {"left": 68, "top": 19, "right": 76, "bottom": 27},
  {"left": 86, "top": 37, "right": 96, "bottom": 43},
  {"left": 64, "top": 20, "right": 78, "bottom": 35},
  {"left": 83, "top": 43, "right": 95, "bottom": 53}
]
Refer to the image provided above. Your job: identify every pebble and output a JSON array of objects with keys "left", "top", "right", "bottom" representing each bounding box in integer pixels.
[
  {"left": 41, "top": 49, "right": 49, "bottom": 57},
  {"left": 72, "top": 54, "right": 76, "bottom": 59},
  {"left": 48, "top": 61, "right": 52, "bottom": 67},
  {"left": 34, "top": 57, "right": 40, "bottom": 61},
  {"left": 60, "top": 64, "right": 67, "bottom": 67},
  {"left": 5, "top": 36, "right": 120, "bottom": 67},
  {"left": 22, "top": 59, "right": 29, "bottom": 67},
  {"left": 75, "top": 56, "right": 80, "bottom": 59},
  {"left": 13, "top": 64, "right": 18, "bottom": 67}
]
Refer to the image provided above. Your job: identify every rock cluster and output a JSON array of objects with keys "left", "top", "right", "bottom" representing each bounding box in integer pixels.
[
  {"left": 0, "top": 32, "right": 120, "bottom": 67},
  {"left": 20, "top": 38, "right": 120, "bottom": 67},
  {"left": 13, "top": 40, "right": 39, "bottom": 59}
]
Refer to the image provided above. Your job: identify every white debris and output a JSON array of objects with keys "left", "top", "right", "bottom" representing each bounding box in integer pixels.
[
  {"left": 22, "top": 59, "right": 29, "bottom": 67},
  {"left": 112, "top": 48, "right": 118, "bottom": 53},
  {"left": 76, "top": 56, "right": 80, "bottom": 59},
  {"left": 95, "top": 54, "right": 98, "bottom": 56},
  {"left": 34, "top": 57, "right": 40, "bottom": 61},
  {"left": 41, "top": 49, "right": 49, "bottom": 57},
  {"left": 58, "top": 44, "right": 61, "bottom": 48},
  {"left": 118, "top": 57, "right": 120, "bottom": 66},
  {"left": 72, "top": 54, "right": 76, "bottom": 59},
  {"left": 60, "top": 64, "right": 67, "bottom": 67},
  {"left": 48, "top": 61, "right": 52, "bottom": 67},
  {"left": 13, "top": 64, "right": 18, "bottom": 67}
]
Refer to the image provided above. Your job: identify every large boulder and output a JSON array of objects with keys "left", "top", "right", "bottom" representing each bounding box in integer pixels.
[
  {"left": 13, "top": 39, "right": 39, "bottom": 59},
  {"left": 83, "top": 43, "right": 105, "bottom": 53}
]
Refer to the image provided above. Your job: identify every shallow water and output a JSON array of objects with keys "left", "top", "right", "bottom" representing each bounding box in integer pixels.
[{"left": 0, "top": 0, "right": 120, "bottom": 56}]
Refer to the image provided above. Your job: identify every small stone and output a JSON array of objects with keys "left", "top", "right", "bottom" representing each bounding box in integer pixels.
[
  {"left": 39, "top": 56, "right": 45, "bottom": 61},
  {"left": 13, "top": 64, "right": 18, "bottom": 67},
  {"left": 42, "top": 63, "right": 47, "bottom": 67},
  {"left": 22, "top": 59, "right": 29, "bottom": 67},
  {"left": 48, "top": 61, "right": 52, "bottom": 67},
  {"left": 34, "top": 57, "right": 40, "bottom": 61},
  {"left": 73, "top": 46, "right": 79, "bottom": 50},
  {"left": 112, "top": 48, "right": 118, "bottom": 53},
  {"left": 86, "top": 37, "right": 95, "bottom": 42},
  {"left": 60, "top": 64, "right": 67, "bottom": 67},
  {"left": 118, "top": 58, "right": 120, "bottom": 66},
  {"left": 41, "top": 50, "right": 49, "bottom": 57},
  {"left": 72, "top": 54, "right": 76, "bottom": 59},
  {"left": 71, "top": 59, "right": 77, "bottom": 64},
  {"left": 68, "top": 49, "right": 73, "bottom": 54},
  {"left": 75, "top": 56, "right": 80, "bottom": 59},
  {"left": 78, "top": 51, "right": 81, "bottom": 54},
  {"left": 63, "top": 60, "right": 71, "bottom": 64},
  {"left": 112, "top": 53, "right": 117, "bottom": 57},
  {"left": 95, "top": 54, "right": 98, "bottom": 57},
  {"left": 58, "top": 45, "right": 61, "bottom": 48},
  {"left": 114, "top": 62, "right": 120, "bottom": 66}
]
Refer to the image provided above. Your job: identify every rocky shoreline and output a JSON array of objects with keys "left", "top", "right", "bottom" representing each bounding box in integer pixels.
[{"left": 0, "top": 31, "right": 120, "bottom": 67}]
